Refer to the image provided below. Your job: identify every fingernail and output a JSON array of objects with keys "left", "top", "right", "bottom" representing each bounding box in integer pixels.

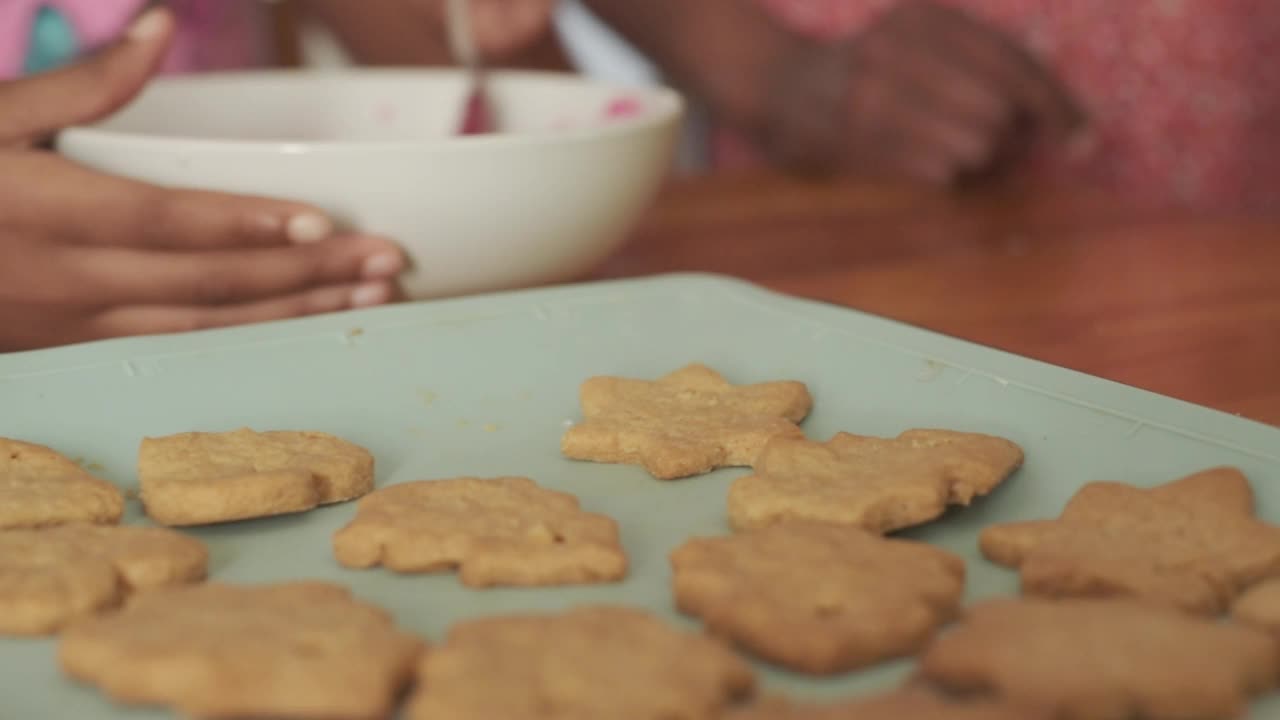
[
  {"left": 127, "top": 7, "right": 169, "bottom": 41},
  {"left": 351, "top": 283, "right": 390, "bottom": 308},
  {"left": 361, "top": 252, "right": 403, "bottom": 280},
  {"left": 286, "top": 213, "right": 333, "bottom": 244}
]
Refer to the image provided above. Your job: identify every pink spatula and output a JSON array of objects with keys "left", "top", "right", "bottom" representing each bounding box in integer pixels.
[{"left": 445, "top": 0, "right": 495, "bottom": 135}]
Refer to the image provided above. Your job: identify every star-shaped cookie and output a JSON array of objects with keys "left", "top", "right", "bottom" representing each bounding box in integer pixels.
[
  {"left": 671, "top": 522, "right": 965, "bottom": 673},
  {"left": 406, "top": 606, "right": 755, "bottom": 720},
  {"left": 728, "top": 429, "right": 1023, "bottom": 533},
  {"left": 561, "top": 364, "right": 813, "bottom": 480},
  {"left": 979, "top": 466, "right": 1280, "bottom": 614},
  {"left": 332, "top": 477, "right": 627, "bottom": 587},
  {"left": 918, "top": 597, "right": 1276, "bottom": 720},
  {"left": 1, "top": 437, "right": 123, "bottom": 529}
]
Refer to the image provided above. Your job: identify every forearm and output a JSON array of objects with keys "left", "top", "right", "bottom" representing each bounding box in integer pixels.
[
  {"left": 303, "top": 1, "right": 570, "bottom": 70},
  {"left": 579, "top": 0, "right": 802, "bottom": 128}
]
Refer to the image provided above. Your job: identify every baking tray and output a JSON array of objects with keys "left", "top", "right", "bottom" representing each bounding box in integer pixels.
[{"left": 1, "top": 273, "right": 1278, "bottom": 719}]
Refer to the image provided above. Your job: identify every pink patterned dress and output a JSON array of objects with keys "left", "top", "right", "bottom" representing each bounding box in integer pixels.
[
  {"left": 0, "top": 0, "right": 271, "bottom": 79},
  {"left": 723, "top": 0, "right": 1280, "bottom": 211}
]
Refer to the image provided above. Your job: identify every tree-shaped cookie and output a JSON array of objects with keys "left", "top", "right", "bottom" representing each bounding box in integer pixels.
[
  {"left": 561, "top": 364, "right": 813, "bottom": 480},
  {"left": 918, "top": 597, "right": 1277, "bottom": 720},
  {"left": 1, "top": 437, "right": 123, "bottom": 529},
  {"left": 980, "top": 467, "right": 1280, "bottom": 614},
  {"left": 406, "top": 606, "right": 754, "bottom": 720},
  {"left": 333, "top": 477, "right": 627, "bottom": 587},
  {"left": 139, "top": 428, "right": 375, "bottom": 526},
  {"left": 0, "top": 524, "right": 207, "bottom": 635},
  {"left": 727, "top": 691, "right": 1046, "bottom": 720},
  {"left": 728, "top": 429, "right": 1023, "bottom": 533},
  {"left": 671, "top": 522, "right": 965, "bottom": 673},
  {"left": 59, "top": 581, "right": 424, "bottom": 720}
]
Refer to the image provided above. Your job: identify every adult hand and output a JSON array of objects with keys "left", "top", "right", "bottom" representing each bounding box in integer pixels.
[
  {"left": 0, "top": 7, "right": 406, "bottom": 352},
  {"left": 756, "top": 0, "right": 1085, "bottom": 185}
]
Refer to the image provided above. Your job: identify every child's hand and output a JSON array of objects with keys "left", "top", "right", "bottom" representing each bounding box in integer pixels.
[
  {"left": 757, "top": 0, "right": 1085, "bottom": 185},
  {"left": 0, "top": 8, "right": 405, "bottom": 352}
]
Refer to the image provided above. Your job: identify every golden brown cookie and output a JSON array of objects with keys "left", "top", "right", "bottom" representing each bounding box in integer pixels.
[
  {"left": 59, "top": 581, "right": 424, "bottom": 720},
  {"left": 0, "top": 437, "right": 123, "bottom": 529},
  {"left": 0, "top": 523, "right": 207, "bottom": 635},
  {"left": 1232, "top": 578, "right": 1280, "bottom": 632},
  {"left": 332, "top": 477, "right": 627, "bottom": 587},
  {"left": 979, "top": 467, "right": 1280, "bottom": 614},
  {"left": 561, "top": 364, "right": 813, "bottom": 480},
  {"left": 726, "top": 690, "right": 1047, "bottom": 720},
  {"left": 728, "top": 429, "right": 1023, "bottom": 533},
  {"left": 406, "top": 605, "right": 754, "bottom": 720},
  {"left": 139, "top": 428, "right": 374, "bottom": 526},
  {"left": 918, "top": 597, "right": 1277, "bottom": 720},
  {"left": 670, "top": 522, "right": 965, "bottom": 673}
]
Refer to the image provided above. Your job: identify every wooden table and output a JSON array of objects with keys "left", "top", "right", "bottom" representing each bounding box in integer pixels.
[{"left": 595, "top": 172, "right": 1280, "bottom": 426}]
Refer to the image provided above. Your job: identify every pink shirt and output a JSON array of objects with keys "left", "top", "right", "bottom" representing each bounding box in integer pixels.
[
  {"left": 0, "top": 0, "right": 271, "bottom": 78},
  {"left": 723, "top": 0, "right": 1280, "bottom": 211}
]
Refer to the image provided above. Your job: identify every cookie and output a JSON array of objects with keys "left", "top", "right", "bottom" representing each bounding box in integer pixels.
[
  {"left": 561, "top": 364, "right": 812, "bottom": 480},
  {"left": 979, "top": 467, "right": 1280, "bottom": 614},
  {"left": 670, "top": 522, "right": 965, "bottom": 673},
  {"left": 406, "top": 605, "right": 754, "bottom": 720},
  {"left": 1232, "top": 578, "right": 1280, "bottom": 632},
  {"left": 59, "top": 581, "right": 424, "bottom": 720},
  {"left": 0, "top": 437, "right": 123, "bottom": 529},
  {"left": 918, "top": 597, "right": 1277, "bottom": 720},
  {"left": 139, "top": 428, "right": 374, "bottom": 526},
  {"left": 0, "top": 523, "right": 207, "bottom": 635},
  {"left": 728, "top": 429, "right": 1023, "bottom": 533},
  {"left": 333, "top": 477, "right": 627, "bottom": 587},
  {"left": 727, "top": 690, "right": 1046, "bottom": 720}
]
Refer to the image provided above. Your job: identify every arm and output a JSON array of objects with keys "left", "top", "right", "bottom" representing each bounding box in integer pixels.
[
  {"left": 302, "top": 0, "right": 570, "bottom": 70},
  {"left": 578, "top": 0, "right": 803, "bottom": 132}
]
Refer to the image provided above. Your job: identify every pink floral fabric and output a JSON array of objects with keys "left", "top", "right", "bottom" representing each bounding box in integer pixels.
[
  {"left": 725, "top": 0, "right": 1280, "bottom": 211},
  {"left": 0, "top": 0, "right": 271, "bottom": 79}
]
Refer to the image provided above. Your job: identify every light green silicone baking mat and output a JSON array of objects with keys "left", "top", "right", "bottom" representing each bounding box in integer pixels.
[{"left": 2, "top": 273, "right": 1278, "bottom": 719}]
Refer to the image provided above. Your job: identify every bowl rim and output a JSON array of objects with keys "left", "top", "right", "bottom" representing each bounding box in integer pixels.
[{"left": 57, "top": 68, "right": 685, "bottom": 155}]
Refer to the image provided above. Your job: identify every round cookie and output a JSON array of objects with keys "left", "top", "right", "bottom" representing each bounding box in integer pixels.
[
  {"left": 59, "top": 581, "right": 424, "bottom": 720},
  {"left": 671, "top": 521, "right": 965, "bottom": 673},
  {"left": 407, "top": 605, "right": 754, "bottom": 720}
]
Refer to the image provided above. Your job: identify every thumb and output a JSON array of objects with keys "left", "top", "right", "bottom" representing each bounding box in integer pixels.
[{"left": 0, "top": 6, "right": 173, "bottom": 147}]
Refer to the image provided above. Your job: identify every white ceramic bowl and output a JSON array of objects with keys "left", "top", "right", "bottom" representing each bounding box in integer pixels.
[{"left": 57, "top": 69, "right": 683, "bottom": 300}]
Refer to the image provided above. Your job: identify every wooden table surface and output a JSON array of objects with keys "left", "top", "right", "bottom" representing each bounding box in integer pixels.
[{"left": 595, "top": 172, "right": 1280, "bottom": 426}]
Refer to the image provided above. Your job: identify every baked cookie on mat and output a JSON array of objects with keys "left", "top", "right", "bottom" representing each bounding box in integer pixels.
[
  {"left": 726, "top": 690, "right": 1046, "bottom": 720},
  {"left": 917, "top": 597, "right": 1277, "bottom": 720},
  {"left": 670, "top": 522, "right": 965, "bottom": 673},
  {"left": 406, "top": 605, "right": 754, "bottom": 720},
  {"left": 980, "top": 467, "right": 1280, "bottom": 614},
  {"left": 0, "top": 523, "right": 207, "bottom": 636},
  {"left": 333, "top": 477, "right": 627, "bottom": 587},
  {"left": 0, "top": 437, "right": 123, "bottom": 529},
  {"left": 561, "top": 363, "right": 813, "bottom": 480},
  {"left": 59, "top": 581, "right": 424, "bottom": 720},
  {"left": 728, "top": 429, "right": 1023, "bottom": 533},
  {"left": 139, "top": 428, "right": 374, "bottom": 526}
]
